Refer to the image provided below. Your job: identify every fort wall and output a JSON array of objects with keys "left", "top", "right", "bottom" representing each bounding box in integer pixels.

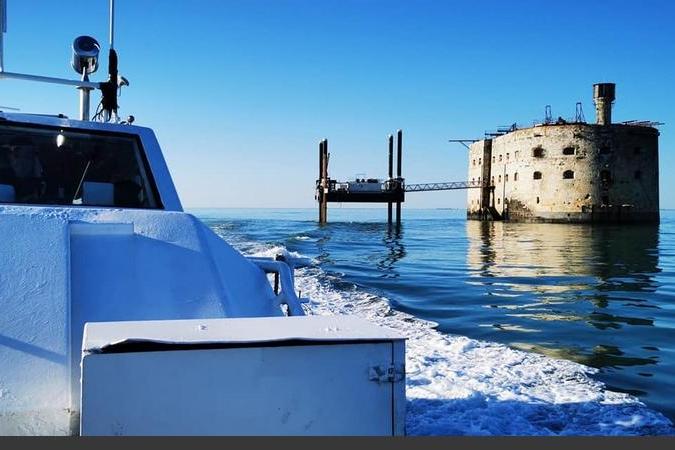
[{"left": 467, "top": 123, "right": 659, "bottom": 223}]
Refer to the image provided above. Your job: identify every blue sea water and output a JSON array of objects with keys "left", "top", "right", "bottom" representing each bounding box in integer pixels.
[{"left": 193, "top": 207, "right": 675, "bottom": 430}]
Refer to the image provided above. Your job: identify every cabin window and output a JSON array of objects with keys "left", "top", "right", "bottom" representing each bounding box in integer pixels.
[
  {"left": 563, "top": 170, "right": 575, "bottom": 179},
  {"left": 533, "top": 147, "right": 545, "bottom": 158},
  {"left": 634, "top": 170, "right": 642, "bottom": 180},
  {"left": 601, "top": 170, "right": 612, "bottom": 183},
  {"left": 506, "top": 153, "right": 510, "bottom": 161},
  {"left": 533, "top": 171, "right": 543, "bottom": 180},
  {"left": 562, "top": 147, "right": 576, "bottom": 155},
  {"left": 514, "top": 172, "right": 519, "bottom": 181},
  {"left": 0, "top": 124, "right": 161, "bottom": 209}
]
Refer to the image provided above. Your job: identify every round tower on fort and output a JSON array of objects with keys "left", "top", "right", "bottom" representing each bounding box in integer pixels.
[{"left": 466, "top": 83, "right": 660, "bottom": 223}]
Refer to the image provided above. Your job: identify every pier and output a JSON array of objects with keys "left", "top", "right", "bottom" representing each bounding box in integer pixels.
[{"left": 316, "top": 130, "right": 486, "bottom": 226}]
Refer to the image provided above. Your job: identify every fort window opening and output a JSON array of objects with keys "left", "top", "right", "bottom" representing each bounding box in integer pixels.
[
  {"left": 506, "top": 153, "right": 510, "bottom": 160},
  {"left": 472, "top": 159, "right": 476, "bottom": 166},
  {"left": 514, "top": 172, "right": 518, "bottom": 181},
  {"left": 536, "top": 196, "right": 540, "bottom": 204},
  {"left": 499, "top": 155, "right": 503, "bottom": 162},
  {"left": 634, "top": 170, "right": 642, "bottom": 180},
  {"left": 505, "top": 174, "right": 509, "bottom": 182},
  {"left": 533, "top": 171, "right": 542, "bottom": 180},
  {"left": 533, "top": 147, "right": 545, "bottom": 158},
  {"left": 563, "top": 170, "right": 575, "bottom": 179},
  {"left": 562, "top": 147, "right": 576, "bottom": 156},
  {"left": 497, "top": 198, "right": 500, "bottom": 205},
  {"left": 478, "top": 158, "right": 482, "bottom": 165},
  {"left": 492, "top": 156, "right": 496, "bottom": 163},
  {"left": 515, "top": 151, "right": 520, "bottom": 159},
  {"left": 498, "top": 175, "right": 502, "bottom": 183},
  {"left": 601, "top": 170, "right": 612, "bottom": 183},
  {"left": 491, "top": 176, "right": 495, "bottom": 185}
]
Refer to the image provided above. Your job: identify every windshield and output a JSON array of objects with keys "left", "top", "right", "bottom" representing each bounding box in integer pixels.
[{"left": 0, "top": 124, "right": 161, "bottom": 209}]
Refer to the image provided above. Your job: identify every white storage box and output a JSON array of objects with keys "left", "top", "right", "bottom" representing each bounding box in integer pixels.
[{"left": 80, "top": 315, "right": 405, "bottom": 436}]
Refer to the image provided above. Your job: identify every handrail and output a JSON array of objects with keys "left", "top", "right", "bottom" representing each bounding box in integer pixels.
[
  {"left": 405, "top": 180, "right": 487, "bottom": 192},
  {"left": 248, "top": 257, "right": 306, "bottom": 316}
]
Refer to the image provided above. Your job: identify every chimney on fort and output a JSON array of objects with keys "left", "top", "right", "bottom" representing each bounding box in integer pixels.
[{"left": 593, "top": 83, "right": 616, "bottom": 125}]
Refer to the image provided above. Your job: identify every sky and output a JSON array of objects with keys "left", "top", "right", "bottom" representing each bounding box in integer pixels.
[{"left": 1, "top": 0, "right": 674, "bottom": 208}]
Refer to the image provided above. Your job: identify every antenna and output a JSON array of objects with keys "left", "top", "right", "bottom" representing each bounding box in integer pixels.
[
  {"left": 0, "top": 0, "right": 128, "bottom": 123},
  {"left": 575, "top": 102, "right": 586, "bottom": 123},
  {"left": 0, "top": 0, "right": 7, "bottom": 72},
  {"left": 109, "top": 0, "right": 115, "bottom": 49},
  {"left": 100, "top": 0, "right": 124, "bottom": 122}
]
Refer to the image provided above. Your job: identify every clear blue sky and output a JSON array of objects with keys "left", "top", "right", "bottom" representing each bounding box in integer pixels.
[{"left": 1, "top": 0, "right": 673, "bottom": 208}]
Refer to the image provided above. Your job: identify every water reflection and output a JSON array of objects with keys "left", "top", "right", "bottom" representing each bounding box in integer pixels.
[
  {"left": 465, "top": 220, "right": 662, "bottom": 371},
  {"left": 314, "top": 222, "right": 407, "bottom": 279},
  {"left": 377, "top": 226, "right": 406, "bottom": 278}
]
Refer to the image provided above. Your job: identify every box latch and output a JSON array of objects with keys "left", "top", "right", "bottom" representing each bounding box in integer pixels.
[{"left": 369, "top": 364, "right": 405, "bottom": 383}]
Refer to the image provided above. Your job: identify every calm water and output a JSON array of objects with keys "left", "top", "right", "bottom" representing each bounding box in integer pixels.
[{"left": 194, "top": 207, "right": 675, "bottom": 422}]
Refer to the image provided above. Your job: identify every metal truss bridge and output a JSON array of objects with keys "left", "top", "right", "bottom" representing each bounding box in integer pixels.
[{"left": 404, "top": 181, "right": 487, "bottom": 192}]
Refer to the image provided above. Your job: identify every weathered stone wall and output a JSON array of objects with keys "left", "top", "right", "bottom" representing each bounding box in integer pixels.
[
  {"left": 467, "top": 139, "right": 492, "bottom": 218},
  {"left": 466, "top": 123, "right": 659, "bottom": 223}
]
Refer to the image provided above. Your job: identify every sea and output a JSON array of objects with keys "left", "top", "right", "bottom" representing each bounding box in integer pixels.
[{"left": 194, "top": 207, "right": 675, "bottom": 436}]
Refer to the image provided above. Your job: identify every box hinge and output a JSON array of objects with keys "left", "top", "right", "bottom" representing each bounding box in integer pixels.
[{"left": 369, "top": 364, "right": 405, "bottom": 383}]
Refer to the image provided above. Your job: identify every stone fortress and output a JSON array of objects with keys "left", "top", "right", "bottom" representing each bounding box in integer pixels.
[{"left": 466, "top": 83, "right": 660, "bottom": 223}]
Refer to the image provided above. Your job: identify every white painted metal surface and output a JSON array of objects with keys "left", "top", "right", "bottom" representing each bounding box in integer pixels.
[
  {"left": 347, "top": 180, "right": 385, "bottom": 193},
  {"left": 0, "top": 81, "right": 405, "bottom": 435},
  {"left": 80, "top": 317, "right": 405, "bottom": 436},
  {"left": 82, "top": 316, "right": 403, "bottom": 349}
]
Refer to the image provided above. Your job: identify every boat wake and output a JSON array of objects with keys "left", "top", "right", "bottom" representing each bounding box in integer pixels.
[{"left": 234, "top": 239, "right": 674, "bottom": 436}]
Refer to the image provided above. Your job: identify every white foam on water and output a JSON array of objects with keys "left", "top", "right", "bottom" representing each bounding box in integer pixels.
[{"left": 241, "top": 240, "right": 674, "bottom": 435}]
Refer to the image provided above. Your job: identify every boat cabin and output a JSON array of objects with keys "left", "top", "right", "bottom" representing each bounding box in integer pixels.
[{"left": 0, "top": 113, "right": 181, "bottom": 211}]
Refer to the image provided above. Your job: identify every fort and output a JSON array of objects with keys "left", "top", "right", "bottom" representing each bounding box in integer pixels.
[{"left": 467, "top": 83, "right": 660, "bottom": 223}]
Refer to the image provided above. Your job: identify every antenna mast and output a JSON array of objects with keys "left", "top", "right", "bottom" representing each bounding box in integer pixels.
[
  {"left": 0, "top": 0, "right": 128, "bottom": 123},
  {"left": 109, "top": 0, "right": 115, "bottom": 49},
  {"left": 100, "top": 0, "right": 121, "bottom": 122},
  {"left": 0, "top": 0, "right": 7, "bottom": 72}
]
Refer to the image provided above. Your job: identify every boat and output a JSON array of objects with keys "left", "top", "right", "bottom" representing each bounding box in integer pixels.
[{"left": 0, "top": 0, "right": 405, "bottom": 436}]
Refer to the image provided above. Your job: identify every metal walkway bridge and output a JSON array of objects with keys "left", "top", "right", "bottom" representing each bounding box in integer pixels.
[{"left": 404, "top": 181, "right": 486, "bottom": 192}]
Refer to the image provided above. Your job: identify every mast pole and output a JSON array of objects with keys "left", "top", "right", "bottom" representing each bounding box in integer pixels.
[
  {"left": 109, "top": 0, "right": 115, "bottom": 49},
  {"left": 0, "top": 0, "right": 7, "bottom": 73}
]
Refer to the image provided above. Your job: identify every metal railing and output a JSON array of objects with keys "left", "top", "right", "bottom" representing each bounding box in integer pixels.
[{"left": 405, "top": 180, "right": 487, "bottom": 192}]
